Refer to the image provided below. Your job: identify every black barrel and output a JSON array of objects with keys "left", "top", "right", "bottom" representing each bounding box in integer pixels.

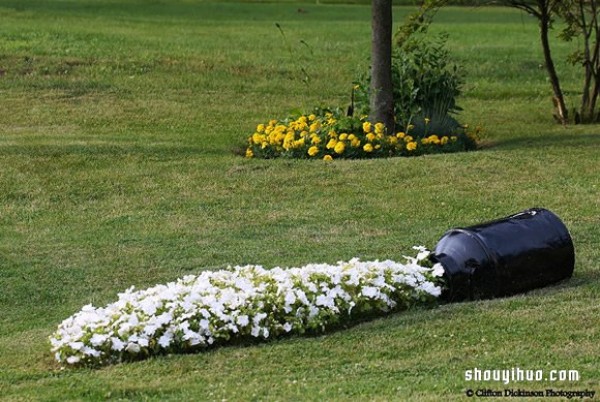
[{"left": 433, "top": 208, "right": 575, "bottom": 302}]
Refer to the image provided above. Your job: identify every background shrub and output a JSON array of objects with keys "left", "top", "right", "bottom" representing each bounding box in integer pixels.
[{"left": 355, "top": 32, "right": 465, "bottom": 137}]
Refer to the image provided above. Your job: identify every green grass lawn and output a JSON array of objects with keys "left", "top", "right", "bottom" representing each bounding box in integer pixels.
[{"left": 1, "top": 1, "right": 599, "bottom": 400}]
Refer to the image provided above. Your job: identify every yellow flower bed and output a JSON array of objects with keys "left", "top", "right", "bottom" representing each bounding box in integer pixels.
[{"left": 246, "top": 110, "right": 478, "bottom": 160}]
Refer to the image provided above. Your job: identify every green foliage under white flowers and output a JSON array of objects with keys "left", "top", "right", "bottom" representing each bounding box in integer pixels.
[{"left": 50, "top": 248, "right": 444, "bottom": 368}]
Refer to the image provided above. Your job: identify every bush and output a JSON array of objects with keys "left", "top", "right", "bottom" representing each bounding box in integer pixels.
[
  {"left": 245, "top": 108, "right": 478, "bottom": 160},
  {"left": 354, "top": 32, "right": 465, "bottom": 137}
]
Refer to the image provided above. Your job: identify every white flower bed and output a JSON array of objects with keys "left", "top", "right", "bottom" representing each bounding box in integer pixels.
[{"left": 50, "top": 248, "right": 444, "bottom": 367}]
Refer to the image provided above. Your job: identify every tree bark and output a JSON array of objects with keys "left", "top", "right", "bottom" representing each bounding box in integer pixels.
[
  {"left": 503, "top": 0, "right": 568, "bottom": 123},
  {"left": 370, "top": 0, "right": 395, "bottom": 134},
  {"left": 538, "top": 1, "right": 569, "bottom": 124}
]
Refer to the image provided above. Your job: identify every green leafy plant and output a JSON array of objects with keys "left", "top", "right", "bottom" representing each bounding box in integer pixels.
[
  {"left": 354, "top": 0, "right": 464, "bottom": 136},
  {"left": 355, "top": 32, "right": 464, "bottom": 137}
]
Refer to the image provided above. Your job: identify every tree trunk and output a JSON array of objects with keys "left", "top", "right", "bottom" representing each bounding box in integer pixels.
[
  {"left": 539, "top": 2, "right": 569, "bottom": 124},
  {"left": 578, "top": 0, "right": 600, "bottom": 122},
  {"left": 370, "top": 0, "right": 395, "bottom": 134}
]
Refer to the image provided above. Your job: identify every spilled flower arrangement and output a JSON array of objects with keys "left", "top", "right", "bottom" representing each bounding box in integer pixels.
[{"left": 50, "top": 247, "right": 444, "bottom": 367}]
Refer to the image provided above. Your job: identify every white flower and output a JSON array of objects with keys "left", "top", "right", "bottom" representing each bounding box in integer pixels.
[
  {"left": 432, "top": 263, "right": 445, "bottom": 277},
  {"left": 89, "top": 334, "right": 108, "bottom": 347},
  {"left": 66, "top": 355, "right": 80, "bottom": 365},
  {"left": 361, "top": 286, "right": 380, "bottom": 298},
  {"left": 199, "top": 319, "right": 210, "bottom": 331},
  {"left": 315, "top": 294, "right": 331, "bottom": 307},
  {"left": 236, "top": 315, "right": 249, "bottom": 327},
  {"left": 51, "top": 249, "right": 443, "bottom": 367},
  {"left": 155, "top": 313, "right": 173, "bottom": 326},
  {"left": 139, "top": 299, "right": 158, "bottom": 316},
  {"left": 158, "top": 333, "right": 173, "bottom": 348},
  {"left": 419, "top": 281, "right": 442, "bottom": 297},
  {"left": 69, "top": 341, "right": 84, "bottom": 351},
  {"left": 253, "top": 313, "right": 267, "bottom": 325},
  {"left": 143, "top": 324, "right": 159, "bottom": 336},
  {"left": 125, "top": 342, "right": 141, "bottom": 354},
  {"left": 82, "top": 346, "right": 101, "bottom": 357},
  {"left": 284, "top": 292, "right": 296, "bottom": 306},
  {"left": 111, "top": 337, "right": 125, "bottom": 351}
]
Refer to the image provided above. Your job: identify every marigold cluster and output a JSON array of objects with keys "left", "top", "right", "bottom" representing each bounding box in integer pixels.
[{"left": 245, "top": 111, "right": 478, "bottom": 160}]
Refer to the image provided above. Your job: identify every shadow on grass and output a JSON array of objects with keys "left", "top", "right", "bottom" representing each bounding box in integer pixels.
[
  {"left": 0, "top": 144, "right": 226, "bottom": 159},
  {"left": 491, "top": 132, "right": 600, "bottom": 151}
]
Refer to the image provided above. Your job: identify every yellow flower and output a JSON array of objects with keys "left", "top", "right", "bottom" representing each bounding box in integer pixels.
[
  {"left": 334, "top": 141, "right": 346, "bottom": 154},
  {"left": 256, "top": 124, "right": 265, "bottom": 133},
  {"left": 323, "top": 155, "right": 333, "bottom": 161},
  {"left": 353, "top": 84, "right": 360, "bottom": 90},
  {"left": 396, "top": 132, "right": 405, "bottom": 139},
  {"left": 283, "top": 132, "right": 295, "bottom": 151},
  {"left": 245, "top": 148, "right": 254, "bottom": 158},
  {"left": 424, "top": 117, "right": 431, "bottom": 125},
  {"left": 441, "top": 136, "right": 449, "bottom": 145},
  {"left": 374, "top": 122, "right": 385, "bottom": 134},
  {"left": 363, "top": 143, "right": 374, "bottom": 153},
  {"left": 388, "top": 136, "right": 398, "bottom": 145},
  {"left": 339, "top": 133, "right": 348, "bottom": 141},
  {"left": 328, "top": 130, "right": 337, "bottom": 138},
  {"left": 308, "top": 146, "right": 319, "bottom": 157},
  {"left": 451, "top": 136, "right": 458, "bottom": 142},
  {"left": 252, "top": 133, "right": 265, "bottom": 145},
  {"left": 428, "top": 134, "right": 440, "bottom": 145},
  {"left": 407, "top": 124, "right": 415, "bottom": 131},
  {"left": 294, "top": 138, "right": 306, "bottom": 148},
  {"left": 404, "top": 135, "right": 413, "bottom": 143},
  {"left": 326, "top": 138, "right": 337, "bottom": 149},
  {"left": 406, "top": 141, "right": 417, "bottom": 151},
  {"left": 362, "top": 122, "right": 372, "bottom": 133},
  {"left": 308, "top": 114, "right": 317, "bottom": 121},
  {"left": 351, "top": 137, "right": 361, "bottom": 148},
  {"left": 366, "top": 133, "right": 376, "bottom": 142},
  {"left": 268, "top": 119, "right": 277, "bottom": 126},
  {"left": 309, "top": 122, "right": 320, "bottom": 133},
  {"left": 310, "top": 135, "right": 321, "bottom": 145}
]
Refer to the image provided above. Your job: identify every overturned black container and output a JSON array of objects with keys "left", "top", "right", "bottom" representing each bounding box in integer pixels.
[{"left": 433, "top": 208, "right": 575, "bottom": 302}]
